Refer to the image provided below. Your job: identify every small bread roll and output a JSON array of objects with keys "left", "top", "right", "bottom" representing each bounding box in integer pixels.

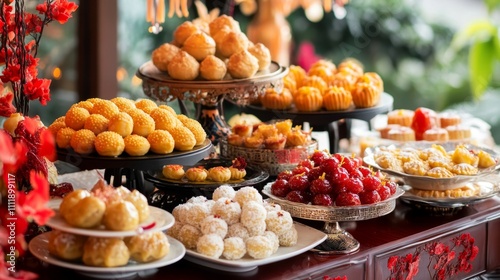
[
  {"left": 185, "top": 167, "right": 208, "bottom": 182},
  {"left": 123, "top": 134, "right": 150, "bottom": 156},
  {"left": 167, "top": 51, "right": 200, "bottom": 80},
  {"left": 173, "top": 21, "right": 200, "bottom": 46},
  {"left": 182, "top": 32, "right": 216, "bottom": 61},
  {"left": 147, "top": 129, "right": 175, "bottom": 154},
  {"left": 208, "top": 166, "right": 232, "bottom": 182},
  {"left": 209, "top": 15, "right": 241, "bottom": 36},
  {"left": 200, "top": 55, "right": 227, "bottom": 81},
  {"left": 82, "top": 237, "right": 130, "bottom": 267},
  {"left": 59, "top": 189, "right": 91, "bottom": 221},
  {"left": 65, "top": 196, "right": 106, "bottom": 228},
  {"left": 125, "top": 232, "right": 170, "bottom": 263},
  {"left": 151, "top": 43, "right": 180, "bottom": 71},
  {"left": 248, "top": 43, "right": 271, "bottom": 71},
  {"left": 108, "top": 112, "right": 133, "bottom": 137},
  {"left": 227, "top": 50, "right": 259, "bottom": 79},
  {"left": 123, "top": 189, "right": 150, "bottom": 223},
  {"left": 94, "top": 131, "right": 125, "bottom": 157},
  {"left": 218, "top": 31, "right": 249, "bottom": 58},
  {"left": 103, "top": 200, "right": 139, "bottom": 231},
  {"left": 48, "top": 230, "right": 87, "bottom": 261}
]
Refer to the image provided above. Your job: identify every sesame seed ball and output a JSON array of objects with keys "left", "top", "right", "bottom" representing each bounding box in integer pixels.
[
  {"left": 84, "top": 114, "right": 109, "bottom": 135},
  {"left": 48, "top": 121, "right": 66, "bottom": 138},
  {"left": 263, "top": 231, "right": 280, "bottom": 253},
  {"left": 54, "top": 116, "right": 65, "bottom": 123},
  {"left": 111, "top": 97, "right": 136, "bottom": 112},
  {"left": 234, "top": 187, "right": 263, "bottom": 208},
  {"left": 108, "top": 112, "right": 133, "bottom": 137},
  {"left": 86, "top": 98, "right": 104, "bottom": 104},
  {"left": 150, "top": 108, "right": 178, "bottom": 131},
  {"left": 197, "top": 234, "right": 224, "bottom": 258},
  {"left": 167, "top": 125, "right": 196, "bottom": 151},
  {"left": 123, "top": 134, "right": 150, "bottom": 156},
  {"left": 65, "top": 107, "right": 90, "bottom": 130},
  {"left": 212, "top": 185, "right": 236, "bottom": 201},
  {"left": 246, "top": 235, "right": 274, "bottom": 259},
  {"left": 166, "top": 222, "right": 183, "bottom": 239},
  {"left": 222, "top": 237, "right": 246, "bottom": 260},
  {"left": 200, "top": 215, "right": 228, "bottom": 238},
  {"left": 278, "top": 225, "right": 298, "bottom": 247},
  {"left": 70, "top": 129, "right": 96, "bottom": 154},
  {"left": 177, "top": 114, "right": 207, "bottom": 145},
  {"left": 147, "top": 129, "right": 175, "bottom": 154},
  {"left": 184, "top": 203, "right": 211, "bottom": 228},
  {"left": 265, "top": 210, "right": 293, "bottom": 236},
  {"left": 130, "top": 110, "right": 155, "bottom": 137},
  {"left": 90, "top": 100, "right": 120, "bottom": 120},
  {"left": 178, "top": 224, "right": 202, "bottom": 249},
  {"left": 227, "top": 223, "right": 250, "bottom": 241},
  {"left": 158, "top": 104, "right": 177, "bottom": 115},
  {"left": 211, "top": 198, "right": 241, "bottom": 225},
  {"left": 135, "top": 99, "right": 158, "bottom": 114},
  {"left": 71, "top": 100, "right": 94, "bottom": 112},
  {"left": 56, "top": 127, "right": 76, "bottom": 149},
  {"left": 94, "top": 131, "right": 125, "bottom": 157}
]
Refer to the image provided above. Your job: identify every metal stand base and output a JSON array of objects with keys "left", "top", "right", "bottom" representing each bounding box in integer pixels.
[{"left": 311, "top": 222, "right": 360, "bottom": 255}]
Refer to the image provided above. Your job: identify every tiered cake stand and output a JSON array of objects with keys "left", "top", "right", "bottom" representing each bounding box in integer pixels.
[{"left": 136, "top": 61, "right": 288, "bottom": 145}]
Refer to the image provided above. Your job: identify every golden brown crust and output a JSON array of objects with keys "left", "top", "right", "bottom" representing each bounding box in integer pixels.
[
  {"left": 227, "top": 50, "right": 259, "bottom": 79},
  {"left": 182, "top": 32, "right": 216, "bottom": 61},
  {"left": 152, "top": 43, "right": 181, "bottom": 71},
  {"left": 248, "top": 43, "right": 271, "bottom": 71},
  {"left": 200, "top": 55, "right": 227, "bottom": 81}
]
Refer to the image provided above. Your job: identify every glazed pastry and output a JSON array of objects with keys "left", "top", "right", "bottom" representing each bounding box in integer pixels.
[
  {"left": 227, "top": 50, "right": 259, "bottom": 79},
  {"left": 48, "top": 230, "right": 87, "bottom": 261},
  {"left": 274, "top": 119, "right": 293, "bottom": 136},
  {"left": 65, "top": 107, "right": 90, "bottom": 130},
  {"left": 260, "top": 88, "right": 293, "bottom": 110},
  {"left": 123, "top": 134, "right": 150, "bottom": 156},
  {"left": 329, "top": 71, "right": 357, "bottom": 92},
  {"left": 200, "top": 55, "right": 227, "bottom": 81},
  {"left": 59, "top": 189, "right": 91, "bottom": 221},
  {"left": 232, "top": 122, "right": 253, "bottom": 137},
  {"left": 70, "top": 129, "right": 96, "bottom": 154},
  {"left": 264, "top": 134, "right": 287, "bottom": 150},
  {"left": 351, "top": 82, "right": 381, "bottom": 108},
  {"left": 64, "top": 196, "right": 106, "bottom": 228},
  {"left": 410, "top": 185, "right": 477, "bottom": 198},
  {"left": 378, "top": 124, "right": 402, "bottom": 139},
  {"left": 477, "top": 150, "right": 496, "bottom": 168},
  {"left": 451, "top": 163, "right": 478, "bottom": 175},
  {"left": 185, "top": 167, "right": 208, "bottom": 182},
  {"left": 309, "top": 59, "right": 337, "bottom": 73},
  {"left": 103, "top": 200, "right": 139, "bottom": 231},
  {"left": 286, "top": 126, "right": 308, "bottom": 147},
  {"left": 94, "top": 131, "right": 125, "bottom": 157},
  {"left": 208, "top": 166, "right": 231, "bottom": 182},
  {"left": 387, "top": 109, "right": 414, "bottom": 127},
  {"left": 173, "top": 21, "right": 200, "bottom": 46},
  {"left": 426, "top": 167, "right": 454, "bottom": 178},
  {"left": 248, "top": 43, "right": 271, "bottom": 71},
  {"left": 167, "top": 125, "right": 197, "bottom": 151},
  {"left": 308, "top": 65, "right": 334, "bottom": 84},
  {"left": 323, "top": 86, "right": 353, "bottom": 111},
  {"left": 82, "top": 237, "right": 130, "bottom": 267},
  {"left": 294, "top": 86, "right": 323, "bottom": 112},
  {"left": 446, "top": 125, "right": 471, "bottom": 140},
  {"left": 301, "top": 75, "right": 328, "bottom": 95},
  {"left": 227, "top": 134, "right": 245, "bottom": 146},
  {"left": 283, "top": 75, "right": 297, "bottom": 95},
  {"left": 84, "top": 114, "right": 109, "bottom": 135},
  {"left": 287, "top": 65, "right": 307, "bottom": 88},
  {"left": 358, "top": 72, "right": 384, "bottom": 93},
  {"left": 167, "top": 50, "right": 200, "bottom": 81},
  {"left": 182, "top": 32, "right": 216, "bottom": 61},
  {"left": 108, "top": 112, "right": 133, "bottom": 137},
  {"left": 229, "top": 166, "right": 247, "bottom": 180},
  {"left": 162, "top": 164, "right": 185, "bottom": 180},
  {"left": 177, "top": 114, "right": 207, "bottom": 145},
  {"left": 152, "top": 43, "right": 180, "bottom": 71},
  {"left": 386, "top": 126, "right": 416, "bottom": 142},
  {"left": 147, "top": 129, "right": 175, "bottom": 154},
  {"left": 337, "top": 59, "right": 364, "bottom": 77},
  {"left": 125, "top": 231, "right": 170, "bottom": 263},
  {"left": 244, "top": 135, "right": 264, "bottom": 148}
]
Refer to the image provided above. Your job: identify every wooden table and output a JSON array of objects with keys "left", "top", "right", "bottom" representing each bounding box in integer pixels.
[{"left": 22, "top": 195, "right": 500, "bottom": 280}]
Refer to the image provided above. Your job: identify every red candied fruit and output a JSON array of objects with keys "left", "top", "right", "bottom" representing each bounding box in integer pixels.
[
  {"left": 277, "top": 170, "right": 293, "bottom": 181},
  {"left": 344, "top": 177, "right": 364, "bottom": 194},
  {"left": 385, "top": 180, "right": 398, "bottom": 195},
  {"left": 310, "top": 176, "right": 332, "bottom": 194},
  {"left": 288, "top": 174, "right": 309, "bottom": 191},
  {"left": 271, "top": 179, "right": 290, "bottom": 197},
  {"left": 286, "top": 190, "right": 306, "bottom": 203},
  {"left": 359, "top": 190, "right": 381, "bottom": 204},
  {"left": 362, "top": 175, "right": 382, "bottom": 191},
  {"left": 335, "top": 192, "right": 361, "bottom": 206},
  {"left": 320, "top": 157, "right": 340, "bottom": 174},
  {"left": 307, "top": 167, "right": 324, "bottom": 182},
  {"left": 378, "top": 185, "right": 391, "bottom": 200},
  {"left": 298, "top": 159, "right": 314, "bottom": 169},
  {"left": 310, "top": 150, "right": 330, "bottom": 166},
  {"left": 358, "top": 166, "right": 372, "bottom": 177},
  {"left": 292, "top": 165, "right": 310, "bottom": 175},
  {"left": 312, "top": 194, "right": 333, "bottom": 206}
]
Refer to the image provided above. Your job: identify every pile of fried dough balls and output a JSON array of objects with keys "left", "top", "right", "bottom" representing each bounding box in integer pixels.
[
  {"left": 151, "top": 15, "right": 271, "bottom": 80},
  {"left": 48, "top": 181, "right": 170, "bottom": 267},
  {"left": 48, "top": 97, "right": 207, "bottom": 157}
]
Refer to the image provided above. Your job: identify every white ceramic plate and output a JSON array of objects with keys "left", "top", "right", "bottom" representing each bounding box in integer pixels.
[
  {"left": 46, "top": 206, "right": 174, "bottom": 237},
  {"left": 29, "top": 232, "right": 185, "bottom": 279},
  {"left": 183, "top": 222, "right": 327, "bottom": 272}
]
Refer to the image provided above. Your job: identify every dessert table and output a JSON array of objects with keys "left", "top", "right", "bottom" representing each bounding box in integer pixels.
[{"left": 23, "top": 193, "right": 500, "bottom": 280}]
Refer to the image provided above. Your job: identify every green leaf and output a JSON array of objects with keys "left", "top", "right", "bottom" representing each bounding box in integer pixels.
[
  {"left": 469, "top": 39, "right": 496, "bottom": 99},
  {"left": 484, "top": 0, "right": 500, "bottom": 14},
  {"left": 451, "top": 20, "right": 497, "bottom": 50},
  {"left": 494, "top": 32, "right": 500, "bottom": 60}
]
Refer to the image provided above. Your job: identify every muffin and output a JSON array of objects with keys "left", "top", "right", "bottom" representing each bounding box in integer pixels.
[
  {"left": 260, "top": 88, "right": 293, "bottom": 110},
  {"left": 294, "top": 86, "right": 323, "bottom": 112},
  {"left": 387, "top": 109, "right": 414, "bottom": 127},
  {"left": 323, "top": 86, "right": 353, "bottom": 111}
]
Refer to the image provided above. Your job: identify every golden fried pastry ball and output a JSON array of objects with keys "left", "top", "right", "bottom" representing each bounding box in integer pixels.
[
  {"left": 167, "top": 125, "right": 196, "bottom": 151},
  {"left": 162, "top": 164, "right": 185, "bottom": 180},
  {"left": 227, "top": 50, "right": 259, "bottom": 79},
  {"left": 200, "top": 55, "right": 227, "bottom": 81},
  {"left": 125, "top": 231, "right": 170, "bottom": 263},
  {"left": 123, "top": 189, "right": 150, "bottom": 223},
  {"left": 147, "top": 129, "right": 175, "bottom": 154},
  {"left": 48, "top": 121, "right": 66, "bottom": 138},
  {"left": 103, "top": 200, "right": 139, "bottom": 231},
  {"left": 53, "top": 116, "right": 65, "bottom": 123},
  {"left": 70, "top": 129, "right": 96, "bottom": 154},
  {"left": 48, "top": 230, "right": 87, "bottom": 261},
  {"left": 218, "top": 31, "right": 249, "bottom": 58},
  {"left": 182, "top": 32, "right": 216, "bottom": 61},
  {"left": 71, "top": 100, "right": 94, "bottom": 112},
  {"left": 65, "top": 196, "right": 106, "bottom": 228},
  {"left": 173, "top": 21, "right": 200, "bottom": 46},
  {"left": 177, "top": 114, "right": 207, "bottom": 145},
  {"left": 130, "top": 110, "right": 155, "bottom": 137},
  {"left": 94, "top": 131, "right": 125, "bottom": 157},
  {"left": 110, "top": 97, "right": 136, "bottom": 112},
  {"left": 185, "top": 167, "right": 208, "bottom": 182},
  {"left": 108, "top": 112, "right": 133, "bottom": 137},
  {"left": 151, "top": 43, "right": 181, "bottom": 72},
  {"left": 158, "top": 104, "right": 177, "bottom": 115},
  {"left": 209, "top": 15, "right": 241, "bottom": 36},
  {"left": 56, "top": 127, "right": 76, "bottom": 149},
  {"left": 167, "top": 50, "right": 200, "bottom": 81},
  {"left": 123, "top": 134, "right": 150, "bottom": 156},
  {"left": 84, "top": 114, "right": 109, "bottom": 135},
  {"left": 59, "top": 189, "right": 91, "bottom": 220},
  {"left": 248, "top": 43, "right": 271, "bottom": 71},
  {"left": 212, "top": 26, "right": 232, "bottom": 56},
  {"left": 86, "top": 98, "right": 104, "bottom": 104},
  {"left": 150, "top": 108, "right": 178, "bottom": 131},
  {"left": 82, "top": 237, "right": 130, "bottom": 267},
  {"left": 65, "top": 107, "right": 90, "bottom": 130},
  {"left": 3, "top": 113, "right": 24, "bottom": 136},
  {"left": 90, "top": 100, "right": 120, "bottom": 120}
]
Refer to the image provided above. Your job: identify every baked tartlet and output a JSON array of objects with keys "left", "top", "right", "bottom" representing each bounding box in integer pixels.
[
  {"left": 260, "top": 88, "right": 293, "bottom": 110},
  {"left": 323, "top": 86, "right": 353, "bottom": 111},
  {"left": 293, "top": 86, "right": 323, "bottom": 112},
  {"left": 351, "top": 82, "right": 381, "bottom": 108}
]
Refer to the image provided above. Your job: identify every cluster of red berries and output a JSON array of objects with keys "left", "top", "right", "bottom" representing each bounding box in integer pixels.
[{"left": 270, "top": 150, "right": 398, "bottom": 206}]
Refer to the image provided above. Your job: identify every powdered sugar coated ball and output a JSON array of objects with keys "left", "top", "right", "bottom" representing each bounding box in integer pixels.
[
  {"left": 240, "top": 201, "right": 266, "bottom": 225},
  {"left": 200, "top": 215, "right": 228, "bottom": 238},
  {"left": 187, "top": 195, "right": 208, "bottom": 204},
  {"left": 262, "top": 230, "right": 279, "bottom": 253},
  {"left": 178, "top": 224, "right": 202, "bottom": 249},
  {"left": 185, "top": 203, "right": 211, "bottom": 228},
  {"left": 227, "top": 223, "right": 250, "bottom": 241},
  {"left": 172, "top": 203, "right": 192, "bottom": 224},
  {"left": 211, "top": 198, "right": 241, "bottom": 225},
  {"left": 263, "top": 201, "right": 281, "bottom": 212},
  {"left": 197, "top": 234, "right": 224, "bottom": 258},
  {"left": 222, "top": 237, "right": 246, "bottom": 260},
  {"left": 265, "top": 210, "right": 294, "bottom": 236},
  {"left": 278, "top": 225, "right": 298, "bottom": 247},
  {"left": 212, "top": 185, "right": 236, "bottom": 201},
  {"left": 234, "top": 186, "right": 263, "bottom": 207},
  {"left": 246, "top": 235, "right": 274, "bottom": 259},
  {"left": 166, "top": 222, "right": 183, "bottom": 239},
  {"left": 246, "top": 220, "right": 266, "bottom": 236}
]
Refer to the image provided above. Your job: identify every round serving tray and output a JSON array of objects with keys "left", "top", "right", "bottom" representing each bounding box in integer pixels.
[
  {"left": 136, "top": 60, "right": 288, "bottom": 105},
  {"left": 56, "top": 138, "right": 214, "bottom": 171}
]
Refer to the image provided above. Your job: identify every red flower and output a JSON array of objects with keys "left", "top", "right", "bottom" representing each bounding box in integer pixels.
[
  {"left": 38, "top": 0, "right": 78, "bottom": 24},
  {"left": 388, "top": 256, "right": 398, "bottom": 270},
  {"left": 15, "top": 171, "right": 55, "bottom": 225},
  {"left": 0, "top": 130, "right": 27, "bottom": 177},
  {"left": 1, "top": 64, "right": 21, "bottom": 83},
  {"left": 23, "top": 78, "right": 51, "bottom": 105},
  {"left": 37, "top": 127, "right": 56, "bottom": 162},
  {"left": 0, "top": 92, "right": 16, "bottom": 117}
]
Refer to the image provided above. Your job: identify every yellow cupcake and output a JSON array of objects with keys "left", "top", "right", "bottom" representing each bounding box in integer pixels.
[
  {"left": 147, "top": 130, "right": 175, "bottom": 154},
  {"left": 84, "top": 114, "right": 109, "bottom": 135},
  {"left": 94, "top": 131, "right": 125, "bottom": 157},
  {"left": 70, "top": 129, "right": 96, "bottom": 154},
  {"left": 124, "top": 134, "right": 150, "bottom": 156},
  {"left": 323, "top": 86, "right": 353, "bottom": 111}
]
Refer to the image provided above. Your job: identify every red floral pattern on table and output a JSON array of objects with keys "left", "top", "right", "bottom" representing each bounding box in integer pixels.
[
  {"left": 387, "top": 233, "right": 479, "bottom": 280},
  {"left": 323, "top": 276, "right": 348, "bottom": 280}
]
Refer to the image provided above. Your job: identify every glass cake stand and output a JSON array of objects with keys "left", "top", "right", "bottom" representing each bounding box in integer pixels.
[
  {"left": 262, "top": 183, "right": 404, "bottom": 254},
  {"left": 136, "top": 61, "right": 288, "bottom": 145}
]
